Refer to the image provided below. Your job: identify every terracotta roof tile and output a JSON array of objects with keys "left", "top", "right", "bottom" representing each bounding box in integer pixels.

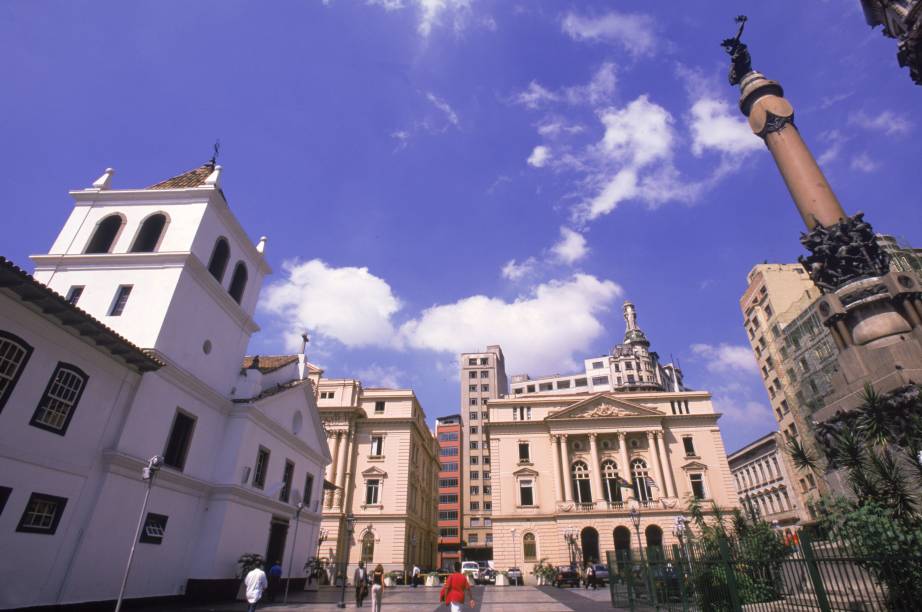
[
  {"left": 147, "top": 162, "right": 215, "bottom": 189},
  {"left": 241, "top": 355, "right": 300, "bottom": 374}
]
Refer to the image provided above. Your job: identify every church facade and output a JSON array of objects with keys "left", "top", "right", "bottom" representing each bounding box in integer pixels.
[
  {"left": 0, "top": 164, "right": 330, "bottom": 609},
  {"left": 486, "top": 303, "right": 738, "bottom": 579}
]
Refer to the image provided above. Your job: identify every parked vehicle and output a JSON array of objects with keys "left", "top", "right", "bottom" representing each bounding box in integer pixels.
[
  {"left": 391, "top": 569, "right": 406, "bottom": 585},
  {"left": 592, "top": 563, "right": 609, "bottom": 586},
  {"left": 554, "top": 565, "right": 581, "bottom": 588},
  {"left": 461, "top": 561, "right": 480, "bottom": 582},
  {"left": 506, "top": 567, "right": 524, "bottom": 586},
  {"left": 481, "top": 568, "right": 496, "bottom": 584}
]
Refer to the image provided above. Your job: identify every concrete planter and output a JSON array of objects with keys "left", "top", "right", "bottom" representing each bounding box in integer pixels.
[
  {"left": 425, "top": 575, "right": 440, "bottom": 587},
  {"left": 495, "top": 574, "right": 510, "bottom": 586},
  {"left": 384, "top": 576, "right": 396, "bottom": 587}
]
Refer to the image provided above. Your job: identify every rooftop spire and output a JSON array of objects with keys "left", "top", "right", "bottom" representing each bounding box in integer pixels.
[{"left": 622, "top": 301, "right": 649, "bottom": 346}]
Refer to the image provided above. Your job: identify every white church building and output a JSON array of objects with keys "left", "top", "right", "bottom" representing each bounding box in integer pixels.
[{"left": 0, "top": 162, "right": 331, "bottom": 610}]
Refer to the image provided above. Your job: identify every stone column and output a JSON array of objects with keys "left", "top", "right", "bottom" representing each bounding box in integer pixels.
[
  {"left": 618, "top": 432, "right": 633, "bottom": 500},
  {"left": 560, "top": 435, "right": 573, "bottom": 502},
  {"left": 588, "top": 433, "right": 605, "bottom": 508},
  {"left": 326, "top": 431, "right": 342, "bottom": 509},
  {"left": 655, "top": 431, "right": 677, "bottom": 498},
  {"left": 550, "top": 434, "right": 564, "bottom": 503},
  {"left": 647, "top": 432, "right": 665, "bottom": 500},
  {"left": 335, "top": 428, "right": 350, "bottom": 508}
]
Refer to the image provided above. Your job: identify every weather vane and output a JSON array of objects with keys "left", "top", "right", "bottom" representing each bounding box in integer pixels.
[
  {"left": 720, "top": 15, "right": 752, "bottom": 86},
  {"left": 210, "top": 139, "right": 221, "bottom": 165}
]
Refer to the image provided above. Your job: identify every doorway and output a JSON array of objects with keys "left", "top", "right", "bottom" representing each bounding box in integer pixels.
[
  {"left": 266, "top": 517, "right": 290, "bottom": 568},
  {"left": 614, "top": 526, "right": 632, "bottom": 568},
  {"left": 580, "top": 527, "right": 600, "bottom": 564}
]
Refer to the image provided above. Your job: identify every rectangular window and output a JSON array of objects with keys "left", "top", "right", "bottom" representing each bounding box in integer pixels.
[
  {"left": 470, "top": 501, "right": 479, "bottom": 510},
  {"left": 470, "top": 517, "right": 480, "bottom": 527},
  {"left": 480, "top": 371, "right": 489, "bottom": 378},
  {"left": 470, "top": 486, "right": 479, "bottom": 495},
  {"left": 481, "top": 384, "right": 489, "bottom": 392},
  {"left": 469, "top": 398, "right": 477, "bottom": 406},
  {"left": 109, "top": 285, "right": 133, "bottom": 316},
  {"left": 365, "top": 479, "right": 380, "bottom": 504},
  {"left": 371, "top": 435, "right": 384, "bottom": 456},
  {"left": 439, "top": 494, "right": 458, "bottom": 504},
  {"left": 690, "top": 474, "right": 706, "bottom": 499},
  {"left": 627, "top": 374, "right": 635, "bottom": 384},
  {"left": 0, "top": 486, "right": 11, "bottom": 516},
  {"left": 252, "top": 447, "right": 270, "bottom": 489},
  {"left": 441, "top": 462, "right": 458, "bottom": 472},
  {"left": 470, "top": 441, "right": 478, "bottom": 449},
  {"left": 682, "top": 436, "right": 696, "bottom": 457},
  {"left": 468, "top": 534, "right": 478, "bottom": 543},
  {"left": 484, "top": 517, "right": 492, "bottom": 526},
  {"left": 439, "top": 510, "right": 458, "bottom": 520},
  {"left": 304, "top": 473, "right": 314, "bottom": 506},
  {"left": 470, "top": 456, "right": 479, "bottom": 465},
  {"left": 279, "top": 460, "right": 295, "bottom": 502},
  {"left": 16, "top": 492, "right": 68, "bottom": 534},
  {"left": 440, "top": 527, "right": 459, "bottom": 537},
  {"left": 468, "top": 358, "right": 477, "bottom": 366},
  {"left": 592, "top": 376, "right": 609, "bottom": 385},
  {"left": 485, "top": 532, "right": 493, "bottom": 543},
  {"left": 538, "top": 382, "right": 553, "bottom": 391},
  {"left": 483, "top": 486, "right": 491, "bottom": 495},
  {"left": 484, "top": 501, "right": 492, "bottom": 510},
  {"left": 557, "top": 380, "right": 571, "bottom": 389},
  {"left": 574, "top": 378, "right": 587, "bottom": 387},
  {"left": 592, "top": 361, "right": 604, "bottom": 369},
  {"left": 438, "top": 432, "right": 458, "bottom": 441},
  {"left": 468, "top": 371, "right": 477, "bottom": 379},
  {"left": 30, "top": 362, "right": 88, "bottom": 435},
  {"left": 374, "top": 401, "right": 385, "bottom": 413},
  {"left": 66, "top": 286, "right": 84, "bottom": 305},
  {"left": 139, "top": 512, "right": 169, "bottom": 544},
  {"left": 470, "top": 411, "right": 478, "bottom": 420},
  {"left": 518, "top": 442, "right": 530, "bottom": 462},
  {"left": 519, "top": 479, "right": 534, "bottom": 506},
  {"left": 470, "top": 471, "right": 479, "bottom": 480},
  {"left": 470, "top": 426, "right": 478, "bottom": 434},
  {"left": 483, "top": 471, "right": 491, "bottom": 481},
  {"left": 481, "top": 398, "right": 488, "bottom": 405},
  {"left": 526, "top": 384, "right": 535, "bottom": 392},
  {"left": 439, "top": 478, "right": 459, "bottom": 488},
  {"left": 483, "top": 455, "right": 490, "bottom": 465},
  {"left": 479, "top": 357, "right": 488, "bottom": 365},
  {"left": 468, "top": 385, "right": 476, "bottom": 392},
  {"left": 163, "top": 410, "right": 196, "bottom": 471}
]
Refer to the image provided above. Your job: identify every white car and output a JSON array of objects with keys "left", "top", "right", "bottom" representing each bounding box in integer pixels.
[{"left": 461, "top": 561, "right": 480, "bottom": 581}]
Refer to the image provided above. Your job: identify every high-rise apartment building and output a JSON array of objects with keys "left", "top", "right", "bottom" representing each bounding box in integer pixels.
[
  {"left": 459, "top": 345, "right": 507, "bottom": 561},
  {"left": 436, "top": 415, "right": 462, "bottom": 570}
]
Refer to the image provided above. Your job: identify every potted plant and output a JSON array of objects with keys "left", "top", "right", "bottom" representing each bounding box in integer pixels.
[
  {"left": 236, "top": 553, "right": 265, "bottom": 600},
  {"left": 495, "top": 570, "right": 510, "bottom": 586},
  {"left": 425, "top": 571, "right": 440, "bottom": 587},
  {"left": 532, "top": 558, "right": 554, "bottom": 586},
  {"left": 384, "top": 572, "right": 398, "bottom": 587}
]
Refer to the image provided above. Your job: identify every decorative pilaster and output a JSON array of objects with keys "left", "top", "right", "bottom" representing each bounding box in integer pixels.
[
  {"left": 647, "top": 431, "right": 666, "bottom": 500},
  {"left": 655, "top": 431, "right": 677, "bottom": 498},
  {"left": 617, "top": 432, "right": 633, "bottom": 500},
  {"left": 327, "top": 431, "right": 342, "bottom": 509},
  {"left": 334, "top": 429, "right": 350, "bottom": 508},
  {"left": 588, "top": 433, "right": 605, "bottom": 508},
  {"left": 560, "top": 435, "right": 573, "bottom": 502},
  {"left": 550, "top": 434, "right": 564, "bottom": 503}
]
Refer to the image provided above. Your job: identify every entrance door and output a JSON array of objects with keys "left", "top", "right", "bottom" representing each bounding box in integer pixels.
[
  {"left": 614, "top": 526, "right": 632, "bottom": 567},
  {"left": 266, "top": 517, "right": 290, "bottom": 568},
  {"left": 580, "top": 527, "right": 600, "bottom": 564}
]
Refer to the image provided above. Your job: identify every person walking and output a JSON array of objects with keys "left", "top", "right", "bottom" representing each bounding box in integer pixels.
[
  {"left": 354, "top": 561, "right": 369, "bottom": 607},
  {"left": 440, "top": 561, "right": 476, "bottom": 612},
  {"left": 267, "top": 560, "right": 282, "bottom": 602},
  {"left": 412, "top": 564, "right": 421, "bottom": 588},
  {"left": 244, "top": 563, "right": 268, "bottom": 612},
  {"left": 370, "top": 564, "right": 386, "bottom": 612},
  {"left": 585, "top": 563, "right": 597, "bottom": 590}
]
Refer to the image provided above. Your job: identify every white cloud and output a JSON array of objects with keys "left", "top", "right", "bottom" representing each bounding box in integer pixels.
[
  {"left": 711, "top": 393, "right": 774, "bottom": 425},
  {"left": 527, "top": 145, "right": 551, "bottom": 168},
  {"left": 399, "top": 274, "right": 623, "bottom": 374},
  {"left": 689, "top": 98, "right": 762, "bottom": 156},
  {"left": 260, "top": 259, "right": 401, "bottom": 349},
  {"left": 416, "top": 0, "right": 471, "bottom": 36},
  {"left": 850, "top": 152, "right": 879, "bottom": 173},
  {"left": 367, "top": 0, "right": 404, "bottom": 10},
  {"left": 564, "top": 62, "right": 617, "bottom": 106},
  {"left": 537, "top": 119, "right": 584, "bottom": 138},
  {"left": 690, "top": 343, "right": 758, "bottom": 374},
  {"left": 561, "top": 11, "right": 656, "bottom": 56},
  {"left": 817, "top": 129, "right": 847, "bottom": 166},
  {"left": 425, "top": 92, "right": 459, "bottom": 127},
  {"left": 848, "top": 110, "right": 912, "bottom": 136},
  {"left": 501, "top": 257, "right": 537, "bottom": 281},
  {"left": 599, "top": 95, "right": 673, "bottom": 166},
  {"left": 551, "top": 227, "right": 588, "bottom": 265},
  {"left": 514, "top": 81, "right": 559, "bottom": 109},
  {"left": 356, "top": 364, "right": 405, "bottom": 388}
]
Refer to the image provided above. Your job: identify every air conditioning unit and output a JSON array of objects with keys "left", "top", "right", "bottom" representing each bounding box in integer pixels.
[{"left": 241, "top": 466, "right": 252, "bottom": 485}]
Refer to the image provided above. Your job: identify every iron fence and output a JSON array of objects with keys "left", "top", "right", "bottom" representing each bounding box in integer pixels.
[{"left": 606, "top": 529, "right": 920, "bottom": 611}]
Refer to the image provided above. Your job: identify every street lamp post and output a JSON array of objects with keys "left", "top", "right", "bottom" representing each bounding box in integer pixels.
[
  {"left": 563, "top": 527, "right": 576, "bottom": 566},
  {"left": 283, "top": 500, "right": 304, "bottom": 604},
  {"left": 114, "top": 455, "right": 163, "bottom": 612},
  {"left": 336, "top": 514, "right": 356, "bottom": 609},
  {"left": 629, "top": 506, "right": 656, "bottom": 606}
]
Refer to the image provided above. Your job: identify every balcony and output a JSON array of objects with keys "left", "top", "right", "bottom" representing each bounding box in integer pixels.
[{"left": 555, "top": 499, "right": 665, "bottom": 513}]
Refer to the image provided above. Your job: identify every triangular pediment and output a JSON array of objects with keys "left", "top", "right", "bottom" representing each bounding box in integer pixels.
[
  {"left": 546, "top": 393, "right": 664, "bottom": 420},
  {"left": 361, "top": 466, "right": 388, "bottom": 478},
  {"left": 512, "top": 466, "right": 540, "bottom": 477},
  {"left": 681, "top": 461, "right": 708, "bottom": 471}
]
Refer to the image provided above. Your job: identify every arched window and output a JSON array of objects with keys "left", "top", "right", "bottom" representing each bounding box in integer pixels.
[
  {"left": 207, "top": 237, "right": 230, "bottom": 282},
  {"left": 571, "top": 460, "right": 592, "bottom": 503},
  {"left": 228, "top": 261, "right": 248, "bottom": 304},
  {"left": 85, "top": 214, "right": 124, "bottom": 253},
  {"left": 0, "top": 330, "right": 34, "bottom": 413},
  {"left": 129, "top": 213, "right": 167, "bottom": 252},
  {"left": 601, "top": 459, "right": 622, "bottom": 503},
  {"left": 361, "top": 532, "right": 375, "bottom": 564},
  {"left": 29, "top": 362, "right": 88, "bottom": 435},
  {"left": 523, "top": 532, "right": 537, "bottom": 562},
  {"left": 631, "top": 459, "right": 652, "bottom": 502}
]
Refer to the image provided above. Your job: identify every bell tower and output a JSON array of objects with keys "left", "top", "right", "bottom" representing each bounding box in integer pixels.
[{"left": 30, "top": 162, "right": 271, "bottom": 395}]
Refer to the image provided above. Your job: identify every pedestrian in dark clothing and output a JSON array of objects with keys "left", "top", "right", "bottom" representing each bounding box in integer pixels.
[
  {"left": 267, "top": 561, "right": 282, "bottom": 601},
  {"left": 354, "top": 561, "right": 369, "bottom": 607},
  {"left": 585, "top": 563, "right": 597, "bottom": 590}
]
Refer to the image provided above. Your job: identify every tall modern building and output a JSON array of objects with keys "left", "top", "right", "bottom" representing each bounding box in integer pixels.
[
  {"left": 458, "top": 345, "right": 507, "bottom": 561},
  {"left": 436, "top": 415, "right": 462, "bottom": 571}
]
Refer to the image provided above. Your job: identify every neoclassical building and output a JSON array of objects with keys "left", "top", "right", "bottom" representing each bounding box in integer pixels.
[
  {"left": 318, "top": 381, "right": 439, "bottom": 577},
  {"left": 485, "top": 303, "right": 738, "bottom": 578}
]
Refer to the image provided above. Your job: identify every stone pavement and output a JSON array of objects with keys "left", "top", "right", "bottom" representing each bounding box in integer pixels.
[{"left": 133, "top": 584, "right": 617, "bottom": 611}]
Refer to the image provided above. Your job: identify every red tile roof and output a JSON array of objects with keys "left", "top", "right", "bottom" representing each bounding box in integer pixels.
[
  {"left": 242, "top": 355, "right": 300, "bottom": 374},
  {"left": 147, "top": 162, "right": 215, "bottom": 189}
]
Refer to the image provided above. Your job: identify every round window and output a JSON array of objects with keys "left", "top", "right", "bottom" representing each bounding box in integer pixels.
[
  {"left": 202, "top": 340, "right": 212, "bottom": 354},
  {"left": 601, "top": 439, "right": 612, "bottom": 450},
  {"left": 572, "top": 441, "right": 583, "bottom": 451},
  {"left": 630, "top": 439, "right": 640, "bottom": 449}
]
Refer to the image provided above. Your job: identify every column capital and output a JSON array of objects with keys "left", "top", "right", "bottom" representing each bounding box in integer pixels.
[
  {"left": 588, "top": 432, "right": 598, "bottom": 439},
  {"left": 560, "top": 433, "right": 569, "bottom": 439},
  {"left": 616, "top": 431, "right": 626, "bottom": 440},
  {"left": 646, "top": 430, "right": 656, "bottom": 440}
]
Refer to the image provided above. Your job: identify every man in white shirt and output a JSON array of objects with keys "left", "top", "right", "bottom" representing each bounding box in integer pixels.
[
  {"left": 244, "top": 564, "right": 268, "bottom": 612},
  {"left": 412, "top": 565, "right": 421, "bottom": 588}
]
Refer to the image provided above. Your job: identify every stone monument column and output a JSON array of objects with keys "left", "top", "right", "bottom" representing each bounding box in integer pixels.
[
  {"left": 334, "top": 428, "right": 350, "bottom": 508},
  {"left": 550, "top": 434, "right": 564, "bottom": 503},
  {"left": 647, "top": 431, "right": 666, "bottom": 501},
  {"left": 588, "top": 433, "right": 605, "bottom": 508},
  {"left": 617, "top": 432, "right": 633, "bottom": 500},
  {"left": 560, "top": 435, "right": 573, "bottom": 502}
]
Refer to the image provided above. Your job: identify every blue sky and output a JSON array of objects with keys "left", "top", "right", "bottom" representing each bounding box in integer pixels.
[{"left": 2, "top": 1, "right": 919, "bottom": 453}]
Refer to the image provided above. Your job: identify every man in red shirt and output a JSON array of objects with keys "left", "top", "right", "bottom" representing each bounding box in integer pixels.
[{"left": 440, "top": 561, "right": 476, "bottom": 611}]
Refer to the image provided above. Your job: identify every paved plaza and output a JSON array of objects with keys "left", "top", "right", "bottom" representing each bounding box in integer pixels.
[{"left": 134, "top": 585, "right": 616, "bottom": 612}]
